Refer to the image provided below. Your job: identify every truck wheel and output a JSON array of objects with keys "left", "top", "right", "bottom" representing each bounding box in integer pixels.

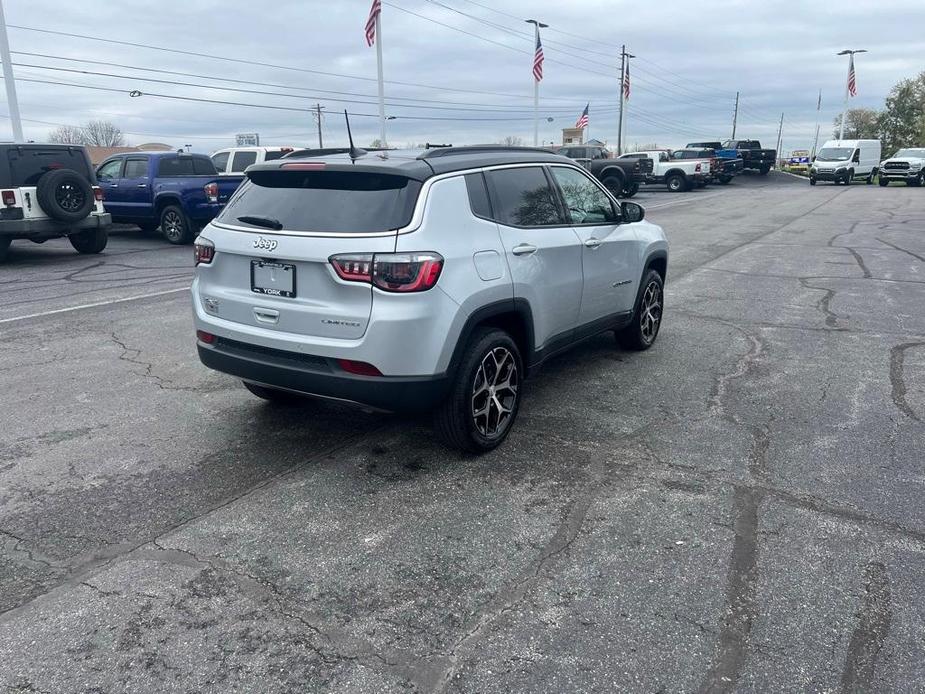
[
  {"left": 809, "top": 177, "right": 817, "bottom": 186},
  {"left": 718, "top": 175, "right": 732, "bottom": 185},
  {"left": 878, "top": 177, "right": 889, "bottom": 187},
  {"left": 622, "top": 182, "right": 640, "bottom": 198},
  {"left": 759, "top": 165, "right": 771, "bottom": 175},
  {"left": 434, "top": 327, "right": 522, "bottom": 453},
  {"left": 910, "top": 172, "right": 923, "bottom": 187},
  {"left": 844, "top": 169, "right": 854, "bottom": 186},
  {"left": 0, "top": 238, "right": 11, "bottom": 263},
  {"left": 35, "top": 169, "right": 94, "bottom": 223},
  {"left": 68, "top": 227, "right": 108, "bottom": 254},
  {"left": 602, "top": 175, "right": 626, "bottom": 197},
  {"left": 616, "top": 269, "right": 664, "bottom": 351},
  {"left": 666, "top": 174, "right": 686, "bottom": 193},
  {"left": 160, "top": 205, "right": 195, "bottom": 244}
]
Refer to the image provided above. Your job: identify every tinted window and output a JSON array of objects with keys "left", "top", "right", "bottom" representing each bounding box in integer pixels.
[
  {"left": 465, "top": 172, "right": 492, "bottom": 219},
  {"left": 97, "top": 159, "right": 122, "bottom": 180},
  {"left": 8, "top": 147, "right": 91, "bottom": 186},
  {"left": 550, "top": 167, "right": 617, "bottom": 225},
  {"left": 231, "top": 151, "right": 258, "bottom": 172},
  {"left": 218, "top": 170, "right": 422, "bottom": 233},
  {"left": 264, "top": 150, "right": 287, "bottom": 161},
  {"left": 157, "top": 156, "right": 196, "bottom": 176},
  {"left": 211, "top": 151, "right": 229, "bottom": 172},
  {"left": 193, "top": 157, "right": 217, "bottom": 175},
  {"left": 487, "top": 167, "right": 563, "bottom": 227},
  {"left": 123, "top": 158, "right": 148, "bottom": 178}
]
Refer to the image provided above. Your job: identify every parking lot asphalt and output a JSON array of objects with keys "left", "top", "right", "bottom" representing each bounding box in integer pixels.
[{"left": 1, "top": 172, "right": 923, "bottom": 692}]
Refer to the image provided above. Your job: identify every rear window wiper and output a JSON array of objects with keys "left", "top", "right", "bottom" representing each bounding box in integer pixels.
[{"left": 237, "top": 215, "right": 283, "bottom": 230}]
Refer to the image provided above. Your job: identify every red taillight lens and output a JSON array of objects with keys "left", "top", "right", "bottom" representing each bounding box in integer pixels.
[
  {"left": 330, "top": 253, "right": 443, "bottom": 292},
  {"left": 330, "top": 254, "right": 374, "bottom": 282},
  {"left": 336, "top": 359, "right": 382, "bottom": 376},
  {"left": 1, "top": 190, "right": 15, "bottom": 206},
  {"left": 204, "top": 182, "right": 219, "bottom": 203},
  {"left": 92, "top": 186, "right": 103, "bottom": 202},
  {"left": 196, "top": 330, "right": 216, "bottom": 344},
  {"left": 194, "top": 238, "right": 215, "bottom": 265}
]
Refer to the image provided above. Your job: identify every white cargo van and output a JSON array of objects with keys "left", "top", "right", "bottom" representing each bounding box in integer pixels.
[
  {"left": 210, "top": 147, "right": 295, "bottom": 175},
  {"left": 810, "top": 139, "right": 881, "bottom": 186}
]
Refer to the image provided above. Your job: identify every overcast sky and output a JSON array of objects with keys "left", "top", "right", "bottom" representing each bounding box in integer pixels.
[{"left": 2, "top": 0, "right": 922, "bottom": 155}]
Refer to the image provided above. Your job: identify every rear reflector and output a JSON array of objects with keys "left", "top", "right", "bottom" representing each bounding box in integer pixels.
[
  {"left": 280, "top": 162, "right": 326, "bottom": 170},
  {"left": 336, "top": 359, "right": 382, "bottom": 377},
  {"left": 1, "top": 190, "right": 14, "bottom": 206},
  {"left": 196, "top": 330, "right": 216, "bottom": 344}
]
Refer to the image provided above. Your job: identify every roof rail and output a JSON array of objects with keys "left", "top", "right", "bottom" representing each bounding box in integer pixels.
[
  {"left": 417, "top": 144, "right": 554, "bottom": 159},
  {"left": 284, "top": 147, "right": 393, "bottom": 159}
]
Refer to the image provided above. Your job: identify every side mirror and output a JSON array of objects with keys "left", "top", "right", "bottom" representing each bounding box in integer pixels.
[{"left": 621, "top": 201, "right": 645, "bottom": 223}]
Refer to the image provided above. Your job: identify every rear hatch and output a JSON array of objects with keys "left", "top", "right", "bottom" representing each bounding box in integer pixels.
[{"left": 199, "top": 166, "right": 422, "bottom": 340}]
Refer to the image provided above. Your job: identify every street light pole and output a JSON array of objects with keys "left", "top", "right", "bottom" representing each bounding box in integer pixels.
[
  {"left": 525, "top": 19, "right": 547, "bottom": 147},
  {"left": 0, "top": 0, "right": 23, "bottom": 142},
  {"left": 837, "top": 49, "right": 866, "bottom": 141}
]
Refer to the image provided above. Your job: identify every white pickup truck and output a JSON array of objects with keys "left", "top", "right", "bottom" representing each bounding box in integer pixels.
[
  {"left": 618, "top": 150, "right": 711, "bottom": 192},
  {"left": 210, "top": 147, "right": 295, "bottom": 175},
  {"left": 879, "top": 147, "right": 925, "bottom": 187}
]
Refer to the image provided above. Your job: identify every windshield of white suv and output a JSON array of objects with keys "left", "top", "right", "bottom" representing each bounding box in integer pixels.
[
  {"left": 220, "top": 169, "right": 423, "bottom": 233},
  {"left": 894, "top": 148, "right": 925, "bottom": 158},
  {"left": 816, "top": 147, "right": 853, "bottom": 162}
]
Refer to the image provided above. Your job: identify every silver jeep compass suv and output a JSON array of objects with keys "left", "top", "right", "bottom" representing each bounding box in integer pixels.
[{"left": 192, "top": 146, "right": 668, "bottom": 452}]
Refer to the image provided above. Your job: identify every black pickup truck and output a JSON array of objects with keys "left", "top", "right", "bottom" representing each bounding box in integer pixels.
[
  {"left": 554, "top": 145, "right": 653, "bottom": 197},
  {"left": 721, "top": 139, "right": 776, "bottom": 175}
]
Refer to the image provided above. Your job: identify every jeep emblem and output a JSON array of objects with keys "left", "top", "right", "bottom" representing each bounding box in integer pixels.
[{"left": 253, "top": 237, "right": 278, "bottom": 251}]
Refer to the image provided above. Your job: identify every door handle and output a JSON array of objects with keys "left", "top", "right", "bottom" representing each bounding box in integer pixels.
[
  {"left": 584, "top": 238, "right": 602, "bottom": 249},
  {"left": 511, "top": 244, "right": 537, "bottom": 256},
  {"left": 137, "top": 183, "right": 148, "bottom": 188},
  {"left": 109, "top": 184, "right": 119, "bottom": 188}
]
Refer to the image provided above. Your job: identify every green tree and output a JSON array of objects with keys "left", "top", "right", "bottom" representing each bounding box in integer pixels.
[
  {"left": 832, "top": 108, "right": 881, "bottom": 140},
  {"left": 879, "top": 71, "right": 925, "bottom": 155}
]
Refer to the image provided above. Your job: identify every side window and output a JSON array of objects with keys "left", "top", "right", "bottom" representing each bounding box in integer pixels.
[
  {"left": 852, "top": 149, "right": 860, "bottom": 163},
  {"left": 193, "top": 157, "right": 217, "bottom": 175},
  {"left": 211, "top": 151, "right": 230, "bottom": 172},
  {"left": 231, "top": 151, "right": 258, "bottom": 172},
  {"left": 550, "top": 167, "right": 617, "bottom": 225},
  {"left": 465, "top": 173, "right": 492, "bottom": 219},
  {"left": 122, "top": 158, "right": 148, "bottom": 179},
  {"left": 487, "top": 166, "right": 564, "bottom": 227},
  {"left": 97, "top": 159, "right": 122, "bottom": 180},
  {"left": 157, "top": 157, "right": 196, "bottom": 176},
  {"left": 659, "top": 152, "right": 669, "bottom": 162}
]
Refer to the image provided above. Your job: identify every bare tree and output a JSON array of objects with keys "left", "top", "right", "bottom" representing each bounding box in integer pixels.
[
  {"left": 499, "top": 135, "right": 524, "bottom": 146},
  {"left": 48, "top": 120, "right": 125, "bottom": 147},
  {"left": 47, "top": 125, "right": 87, "bottom": 145}
]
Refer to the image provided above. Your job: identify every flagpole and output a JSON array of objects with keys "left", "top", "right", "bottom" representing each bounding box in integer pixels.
[
  {"left": 617, "top": 45, "right": 625, "bottom": 156},
  {"left": 811, "top": 89, "right": 821, "bottom": 158},
  {"left": 532, "top": 22, "right": 539, "bottom": 147},
  {"left": 839, "top": 56, "right": 851, "bottom": 141},
  {"left": 375, "top": 13, "right": 387, "bottom": 147}
]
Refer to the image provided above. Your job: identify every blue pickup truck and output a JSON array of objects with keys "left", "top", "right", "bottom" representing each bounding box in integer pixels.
[{"left": 95, "top": 152, "right": 244, "bottom": 244}]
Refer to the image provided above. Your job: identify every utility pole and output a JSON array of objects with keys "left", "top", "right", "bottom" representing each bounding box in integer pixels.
[
  {"left": 775, "top": 112, "right": 784, "bottom": 169},
  {"left": 312, "top": 104, "right": 325, "bottom": 148},
  {"left": 617, "top": 45, "right": 634, "bottom": 155},
  {"left": 731, "top": 91, "right": 739, "bottom": 140},
  {"left": 811, "top": 88, "right": 821, "bottom": 158},
  {"left": 837, "top": 49, "right": 866, "bottom": 141},
  {"left": 0, "top": 0, "right": 23, "bottom": 142}
]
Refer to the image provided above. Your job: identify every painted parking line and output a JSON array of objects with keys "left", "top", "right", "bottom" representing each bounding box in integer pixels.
[{"left": 0, "top": 286, "right": 191, "bottom": 325}]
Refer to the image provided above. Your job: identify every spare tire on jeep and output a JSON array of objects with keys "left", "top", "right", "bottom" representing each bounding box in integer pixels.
[{"left": 35, "top": 169, "right": 94, "bottom": 223}]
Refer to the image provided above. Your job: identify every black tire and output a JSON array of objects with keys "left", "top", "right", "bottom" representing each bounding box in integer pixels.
[
  {"left": 909, "top": 172, "right": 923, "bottom": 187},
  {"left": 616, "top": 269, "right": 664, "bottom": 351},
  {"left": 866, "top": 170, "right": 875, "bottom": 184},
  {"left": 0, "top": 237, "right": 11, "bottom": 263},
  {"left": 68, "top": 228, "right": 108, "bottom": 254},
  {"left": 809, "top": 177, "right": 817, "bottom": 186},
  {"left": 622, "top": 182, "right": 640, "bottom": 198},
  {"left": 666, "top": 174, "right": 686, "bottom": 193},
  {"left": 243, "top": 381, "right": 311, "bottom": 406},
  {"left": 759, "top": 165, "right": 771, "bottom": 176},
  {"left": 601, "top": 174, "right": 626, "bottom": 198},
  {"left": 160, "top": 205, "right": 196, "bottom": 245},
  {"left": 435, "top": 328, "right": 522, "bottom": 453},
  {"left": 35, "top": 169, "right": 94, "bottom": 223},
  {"left": 718, "top": 175, "right": 732, "bottom": 185},
  {"left": 878, "top": 177, "right": 889, "bottom": 187}
]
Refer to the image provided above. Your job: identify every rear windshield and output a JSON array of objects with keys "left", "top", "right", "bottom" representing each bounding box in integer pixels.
[
  {"left": 158, "top": 156, "right": 216, "bottom": 176},
  {"left": 218, "top": 170, "right": 423, "bottom": 233},
  {"left": 7, "top": 147, "right": 91, "bottom": 186}
]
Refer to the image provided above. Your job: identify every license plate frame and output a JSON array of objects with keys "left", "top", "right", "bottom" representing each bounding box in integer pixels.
[{"left": 250, "top": 259, "right": 296, "bottom": 298}]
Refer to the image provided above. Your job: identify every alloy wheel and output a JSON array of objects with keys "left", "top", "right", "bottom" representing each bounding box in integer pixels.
[
  {"left": 471, "top": 347, "right": 518, "bottom": 439},
  {"left": 639, "top": 280, "right": 663, "bottom": 344},
  {"left": 55, "top": 183, "right": 84, "bottom": 212},
  {"left": 163, "top": 211, "right": 183, "bottom": 241}
]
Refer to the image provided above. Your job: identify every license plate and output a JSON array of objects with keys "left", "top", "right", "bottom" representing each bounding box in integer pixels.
[{"left": 251, "top": 260, "right": 296, "bottom": 298}]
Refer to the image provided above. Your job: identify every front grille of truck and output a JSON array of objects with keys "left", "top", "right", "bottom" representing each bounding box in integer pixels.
[{"left": 884, "top": 161, "right": 910, "bottom": 170}]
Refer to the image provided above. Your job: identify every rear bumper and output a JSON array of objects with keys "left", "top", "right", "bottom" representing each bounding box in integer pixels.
[
  {"left": 198, "top": 338, "right": 450, "bottom": 412},
  {"left": 0, "top": 212, "right": 111, "bottom": 239}
]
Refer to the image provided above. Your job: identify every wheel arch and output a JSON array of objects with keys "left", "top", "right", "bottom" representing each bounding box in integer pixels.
[
  {"left": 645, "top": 250, "right": 668, "bottom": 281},
  {"left": 664, "top": 168, "right": 688, "bottom": 180},
  {"left": 154, "top": 193, "right": 183, "bottom": 218},
  {"left": 599, "top": 166, "right": 627, "bottom": 183},
  {"left": 447, "top": 298, "right": 536, "bottom": 378}
]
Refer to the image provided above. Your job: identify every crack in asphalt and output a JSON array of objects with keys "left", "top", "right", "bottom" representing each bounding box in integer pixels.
[
  {"left": 845, "top": 248, "right": 873, "bottom": 278},
  {"left": 798, "top": 278, "right": 844, "bottom": 328},
  {"left": 110, "top": 331, "right": 200, "bottom": 393},
  {"left": 839, "top": 561, "right": 892, "bottom": 693},
  {"left": 876, "top": 237, "right": 925, "bottom": 263},
  {"left": 707, "top": 322, "right": 766, "bottom": 423},
  {"left": 888, "top": 342, "right": 924, "bottom": 423}
]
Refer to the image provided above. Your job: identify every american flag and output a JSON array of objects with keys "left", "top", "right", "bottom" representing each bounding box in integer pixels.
[
  {"left": 575, "top": 103, "right": 589, "bottom": 129},
  {"left": 623, "top": 60, "right": 631, "bottom": 100},
  {"left": 365, "top": 0, "right": 381, "bottom": 47},
  {"left": 847, "top": 54, "right": 857, "bottom": 97},
  {"left": 533, "top": 31, "right": 544, "bottom": 82}
]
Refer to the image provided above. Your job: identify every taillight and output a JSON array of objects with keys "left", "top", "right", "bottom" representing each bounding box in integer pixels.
[
  {"left": 204, "top": 182, "right": 219, "bottom": 203},
  {"left": 92, "top": 186, "right": 103, "bottom": 202},
  {"left": 1, "top": 190, "right": 15, "bottom": 206},
  {"left": 336, "top": 359, "right": 382, "bottom": 376},
  {"left": 695, "top": 163, "right": 702, "bottom": 172},
  {"left": 196, "top": 330, "right": 216, "bottom": 344},
  {"left": 194, "top": 237, "right": 215, "bottom": 265},
  {"left": 329, "top": 253, "right": 443, "bottom": 292}
]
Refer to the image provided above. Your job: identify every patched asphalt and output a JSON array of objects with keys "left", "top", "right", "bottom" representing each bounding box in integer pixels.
[{"left": 1, "top": 172, "right": 923, "bottom": 693}]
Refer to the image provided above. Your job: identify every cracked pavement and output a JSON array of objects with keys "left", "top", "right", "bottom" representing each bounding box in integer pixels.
[{"left": 1, "top": 174, "right": 924, "bottom": 692}]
